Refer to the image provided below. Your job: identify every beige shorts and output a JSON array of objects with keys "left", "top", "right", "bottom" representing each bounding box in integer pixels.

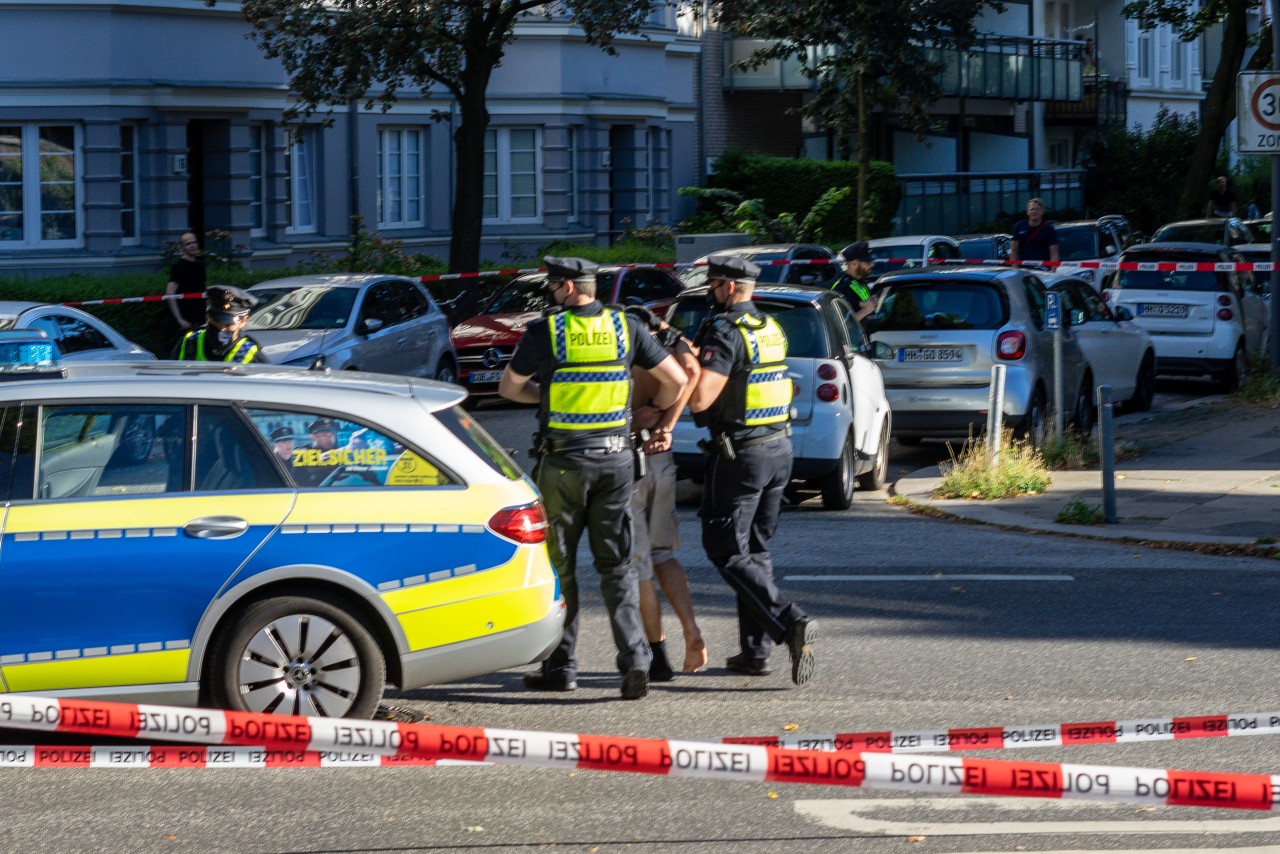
[{"left": 629, "top": 450, "right": 680, "bottom": 582}]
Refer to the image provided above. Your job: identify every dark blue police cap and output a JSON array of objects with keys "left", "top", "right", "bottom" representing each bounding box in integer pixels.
[
  {"left": 544, "top": 256, "right": 599, "bottom": 281},
  {"left": 206, "top": 285, "right": 258, "bottom": 324},
  {"left": 706, "top": 254, "right": 761, "bottom": 282},
  {"left": 840, "top": 241, "right": 873, "bottom": 262}
]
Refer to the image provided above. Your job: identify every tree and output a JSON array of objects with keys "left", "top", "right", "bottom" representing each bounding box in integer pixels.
[
  {"left": 1122, "top": 0, "right": 1273, "bottom": 215},
  {"left": 227, "top": 0, "right": 662, "bottom": 273},
  {"left": 720, "top": 0, "right": 998, "bottom": 239}
]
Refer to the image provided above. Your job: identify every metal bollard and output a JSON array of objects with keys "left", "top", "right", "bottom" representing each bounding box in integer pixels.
[
  {"left": 1097, "top": 384, "right": 1117, "bottom": 523},
  {"left": 989, "top": 364, "right": 1007, "bottom": 466}
]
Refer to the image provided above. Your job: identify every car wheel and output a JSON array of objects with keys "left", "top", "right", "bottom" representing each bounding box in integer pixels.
[
  {"left": 1073, "top": 374, "right": 1095, "bottom": 435},
  {"left": 1217, "top": 343, "right": 1247, "bottom": 392},
  {"left": 209, "top": 594, "right": 386, "bottom": 719},
  {"left": 434, "top": 356, "right": 458, "bottom": 385},
  {"left": 856, "top": 421, "right": 890, "bottom": 491},
  {"left": 1015, "top": 386, "right": 1048, "bottom": 447},
  {"left": 820, "top": 434, "right": 856, "bottom": 510},
  {"left": 110, "top": 415, "right": 156, "bottom": 466},
  {"left": 1127, "top": 352, "right": 1156, "bottom": 412}
]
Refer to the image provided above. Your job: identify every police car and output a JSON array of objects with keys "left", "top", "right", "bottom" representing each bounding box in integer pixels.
[{"left": 0, "top": 334, "right": 563, "bottom": 718}]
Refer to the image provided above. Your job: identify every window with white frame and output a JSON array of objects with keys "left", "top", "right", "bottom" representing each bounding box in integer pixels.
[
  {"left": 120, "top": 124, "right": 138, "bottom": 245},
  {"left": 1136, "top": 29, "right": 1154, "bottom": 84},
  {"left": 484, "top": 128, "right": 540, "bottom": 223},
  {"left": 1169, "top": 33, "right": 1187, "bottom": 87},
  {"left": 248, "top": 123, "right": 268, "bottom": 237},
  {"left": 284, "top": 127, "right": 316, "bottom": 234},
  {"left": 0, "top": 124, "right": 80, "bottom": 247},
  {"left": 377, "top": 128, "right": 423, "bottom": 228}
]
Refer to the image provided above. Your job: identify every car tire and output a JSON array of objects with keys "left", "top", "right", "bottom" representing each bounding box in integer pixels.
[
  {"left": 820, "top": 435, "right": 856, "bottom": 510},
  {"left": 1217, "top": 343, "right": 1247, "bottom": 392},
  {"left": 856, "top": 421, "right": 890, "bottom": 491},
  {"left": 434, "top": 356, "right": 458, "bottom": 385},
  {"left": 1072, "top": 374, "right": 1095, "bottom": 435},
  {"left": 1015, "top": 386, "right": 1048, "bottom": 447},
  {"left": 110, "top": 414, "right": 156, "bottom": 466},
  {"left": 208, "top": 593, "right": 386, "bottom": 719},
  {"left": 1127, "top": 352, "right": 1156, "bottom": 412}
]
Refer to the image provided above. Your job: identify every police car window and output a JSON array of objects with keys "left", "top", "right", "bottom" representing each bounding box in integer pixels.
[
  {"left": 194, "top": 406, "right": 285, "bottom": 492},
  {"left": 244, "top": 409, "right": 454, "bottom": 489},
  {"left": 831, "top": 297, "right": 866, "bottom": 350},
  {"left": 0, "top": 406, "right": 22, "bottom": 501},
  {"left": 435, "top": 406, "right": 523, "bottom": 481},
  {"left": 37, "top": 405, "right": 184, "bottom": 500}
]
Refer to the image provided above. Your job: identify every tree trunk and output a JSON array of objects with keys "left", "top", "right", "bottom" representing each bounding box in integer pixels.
[
  {"left": 856, "top": 72, "right": 868, "bottom": 240},
  {"left": 1182, "top": 0, "right": 1252, "bottom": 215},
  {"left": 449, "top": 85, "right": 490, "bottom": 274}
]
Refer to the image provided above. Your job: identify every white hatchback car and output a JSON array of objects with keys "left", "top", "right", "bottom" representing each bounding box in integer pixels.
[
  {"left": 867, "top": 235, "right": 963, "bottom": 285},
  {"left": 666, "top": 284, "right": 892, "bottom": 510}
]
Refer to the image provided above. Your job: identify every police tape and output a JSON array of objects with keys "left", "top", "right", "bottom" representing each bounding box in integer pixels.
[
  {"left": 724, "top": 711, "right": 1280, "bottom": 754},
  {"left": 0, "top": 745, "right": 473, "bottom": 768},
  {"left": 63, "top": 292, "right": 203, "bottom": 308},
  {"left": 4, "top": 696, "right": 1280, "bottom": 810}
]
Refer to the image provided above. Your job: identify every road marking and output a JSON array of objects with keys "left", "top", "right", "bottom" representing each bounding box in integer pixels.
[
  {"left": 783, "top": 574, "right": 1074, "bottom": 582},
  {"left": 793, "top": 797, "right": 1280, "bottom": 837}
]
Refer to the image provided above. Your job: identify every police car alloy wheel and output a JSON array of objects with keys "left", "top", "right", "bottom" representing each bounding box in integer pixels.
[
  {"left": 857, "top": 422, "right": 890, "bottom": 491},
  {"left": 210, "top": 594, "right": 387, "bottom": 719}
]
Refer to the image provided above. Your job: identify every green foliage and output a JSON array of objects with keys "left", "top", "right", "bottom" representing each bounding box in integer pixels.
[
  {"left": 1055, "top": 497, "right": 1105, "bottom": 524},
  {"left": 1080, "top": 108, "right": 1202, "bottom": 233},
  {"left": 933, "top": 429, "right": 1052, "bottom": 500},
  {"left": 1230, "top": 155, "right": 1272, "bottom": 217},
  {"left": 686, "top": 151, "right": 900, "bottom": 241},
  {"left": 1039, "top": 428, "right": 1092, "bottom": 469},
  {"left": 1235, "top": 359, "right": 1280, "bottom": 406},
  {"left": 306, "top": 217, "right": 447, "bottom": 276}
]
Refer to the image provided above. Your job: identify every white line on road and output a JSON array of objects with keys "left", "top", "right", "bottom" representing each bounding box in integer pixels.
[{"left": 783, "top": 574, "right": 1075, "bottom": 582}]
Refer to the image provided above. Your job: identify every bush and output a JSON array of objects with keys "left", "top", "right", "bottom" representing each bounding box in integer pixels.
[{"left": 933, "top": 429, "right": 1052, "bottom": 500}]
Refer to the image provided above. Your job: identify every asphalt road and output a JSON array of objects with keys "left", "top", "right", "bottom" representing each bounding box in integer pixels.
[{"left": 3, "top": 382, "right": 1275, "bottom": 853}]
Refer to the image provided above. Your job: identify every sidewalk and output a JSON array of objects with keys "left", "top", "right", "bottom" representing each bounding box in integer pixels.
[{"left": 891, "top": 400, "right": 1280, "bottom": 549}]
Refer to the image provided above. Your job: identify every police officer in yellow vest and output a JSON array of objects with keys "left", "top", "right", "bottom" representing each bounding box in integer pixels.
[
  {"left": 831, "top": 241, "right": 876, "bottom": 322},
  {"left": 500, "top": 256, "right": 687, "bottom": 700},
  {"left": 171, "top": 285, "right": 265, "bottom": 363},
  {"left": 688, "top": 254, "right": 817, "bottom": 686}
]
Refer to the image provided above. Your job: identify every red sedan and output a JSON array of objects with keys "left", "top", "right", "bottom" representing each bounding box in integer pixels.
[{"left": 450, "top": 266, "right": 686, "bottom": 401}]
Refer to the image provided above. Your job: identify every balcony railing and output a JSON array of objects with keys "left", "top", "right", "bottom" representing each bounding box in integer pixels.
[
  {"left": 893, "top": 170, "right": 1086, "bottom": 236},
  {"left": 1044, "top": 76, "right": 1128, "bottom": 126},
  {"left": 725, "top": 35, "right": 1084, "bottom": 102}
]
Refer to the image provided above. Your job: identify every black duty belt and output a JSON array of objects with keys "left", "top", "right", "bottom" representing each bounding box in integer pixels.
[
  {"left": 735, "top": 430, "right": 791, "bottom": 450},
  {"left": 544, "top": 434, "right": 630, "bottom": 455}
]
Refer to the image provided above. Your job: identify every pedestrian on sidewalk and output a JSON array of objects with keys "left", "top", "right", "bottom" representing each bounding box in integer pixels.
[{"left": 1009, "top": 198, "right": 1060, "bottom": 265}]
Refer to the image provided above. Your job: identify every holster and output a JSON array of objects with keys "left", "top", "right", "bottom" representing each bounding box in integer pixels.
[{"left": 632, "top": 428, "right": 651, "bottom": 479}]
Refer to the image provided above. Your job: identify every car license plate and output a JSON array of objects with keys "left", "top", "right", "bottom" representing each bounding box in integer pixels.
[
  {"left": 899, "top": 347, "right": 964, "bottom": 363},
  {"left": 469, "top": 370, "right": 503, "bottom": 384},
  {"left": 1137, "top": 303, "right": 1188, "bottom": 318}
]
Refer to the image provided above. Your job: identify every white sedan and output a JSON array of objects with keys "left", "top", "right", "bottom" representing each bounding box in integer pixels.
[{"left": 0, "top": 301, "right": 154, "bottom": 361}]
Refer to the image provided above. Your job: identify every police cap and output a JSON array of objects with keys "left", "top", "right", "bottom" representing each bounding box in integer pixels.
[
  {"left": 206, "top": 285, "right": 258, "bottom": 324},
  {"left": 840, "top": 241, "right": 874, "bottom": 263},
  {"left": 543, "top": 256, "right": 598, "bottom": 282},
  {"left": 308, "top": 417, "right": 339, "bottom": 434},
  {"left": 705, "top": 254, "right": 761, "bottom": 282},
  {"left": 269, "top": 426, "right": 294, "bottom": 442}
]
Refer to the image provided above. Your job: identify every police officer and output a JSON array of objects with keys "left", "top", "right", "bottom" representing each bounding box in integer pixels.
[
  {"left": 499, "top": 256, "right": 687, "bottom": 700},
  {"left": 688, "top": 254, "right": 817, "bottom": 685},
  {"left": 831, "top": 241, "right": 876, "bottom": 322},
  {"left": 171, "top": 285, "right": 265, "bottom": 363}
]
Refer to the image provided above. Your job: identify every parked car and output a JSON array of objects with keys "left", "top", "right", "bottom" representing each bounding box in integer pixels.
[
  {"left": 1243, "top": 213, "right": 1272, "bottom": 240},
  {"left": 867, "top": 235, "right": 964, "bottom": 283},
  {"left": 954, "top": 233, "right": 1012, "bottom": 262},
  {"left": 0, "top": 341, "right": 563, "bottom": 718},
  {"left": 1053, "top": 219, "right": 1127, "bottom": 288},
  {"left": 1102, "top": 242, "right": 1269, "bottom": 389},
  {"left": 1097, "top": 214, "right": 1144, "bottom": 249},
  {"left": 451, "top": 265, "right": 687, "bottom": 400},
  {"left": 664, "top": 284, "right": 893, "bottom": 509},
  {"left": 865, "top": 266, "right": 1090, "bottom": 445},
  {"left": 681, "top": 244, "right": 840, "bottom": 290},
  {"left": 245, "top": 274, "right": 457, "bottom": 380},
  {"left": 1234, "top": 243, "right": 1275, "bottom": 300},
  {"left": 0, "top": 302, "right": 154, "bottom": 362},
  {"left": 1150, "top": 217, "right": 1255, "bottom": 247},
  {"left": 1044, "top": 274, "right": 1157, "bottom": 414}
]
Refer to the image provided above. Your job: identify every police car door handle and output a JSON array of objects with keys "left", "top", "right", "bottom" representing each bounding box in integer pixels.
[{"left": 184, "top": 516, "right": 249, "bottom": 539}]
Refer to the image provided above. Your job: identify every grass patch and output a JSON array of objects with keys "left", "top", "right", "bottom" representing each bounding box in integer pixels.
[
  {"left": 1235, "top": 362, "right": 1280, "bottom": 407},
  {"left": 1040, "top": 428, "right": 1091, "bottom": 469},
  {"left": 1055, "top": 498, "right": 1105, "bottom": 525},
  {"left": 933, "top": 429, "right": 1052, "bottom": 500}
]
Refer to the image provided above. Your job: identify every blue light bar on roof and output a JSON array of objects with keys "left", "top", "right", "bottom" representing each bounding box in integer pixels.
[{"left": 0, "top": 331, "right": 64, "bottom": 378}]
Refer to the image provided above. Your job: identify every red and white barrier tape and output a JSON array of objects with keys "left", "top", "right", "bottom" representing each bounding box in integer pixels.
[
  {"left": 726, "top": 712, "right": 1280, "bottom": 754},
  {"left": 63, "top": 292, "right": 203, "bottom": 309},
  {"left": 4, "top": 697, "right": 1280, "bottom": 810},
  {"left": 0, "top": 745, "right": 465, "bottom": 768}
]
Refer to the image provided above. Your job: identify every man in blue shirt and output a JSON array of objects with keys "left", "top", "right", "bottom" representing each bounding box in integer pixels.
[{"left": 1009, "top": 198, "right": 1060, "bottom": 265}]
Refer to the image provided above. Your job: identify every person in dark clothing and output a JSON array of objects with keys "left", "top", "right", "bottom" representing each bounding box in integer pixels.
[
  {"left": 1206, "top": 175, "right": 1237, "bottom": 219},
  {"left": 1009, "top": 198, "right": 1060, "bottom": 264},
  {"left": 830, "top": 241, "right": 876, "bottom": 321},
  {"left": 171, "top": 285, "right": 265, "bottom": 363},
  {"left": 499, "top": 256, "right": 687, "bottom": 700},
  {"left": 166, "top": 232, "right": 207, "bottom": 333},
  {"left": 688, "top": 253, "right": 817, "bottom": 686}
]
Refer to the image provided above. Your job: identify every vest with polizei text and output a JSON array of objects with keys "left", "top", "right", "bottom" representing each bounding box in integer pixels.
[
  {"left": 179, "top": 329, "right": 259, "bottom": 363},
  {"left": 712, "top": 313, "right": 790, "bottom": 433},
  {"left": 545, "top": 308, "right": 632, "bottom": 435}
]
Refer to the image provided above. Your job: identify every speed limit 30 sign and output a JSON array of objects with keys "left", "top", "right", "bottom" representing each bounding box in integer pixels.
[{"left": 1238, "top": 72, "right": 1280, "bottom": 153}]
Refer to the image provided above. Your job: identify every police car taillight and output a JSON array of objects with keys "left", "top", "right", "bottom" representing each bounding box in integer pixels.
[
  {"left": 489, "top": 502, "right": 548, "bottom": 544},
  {"left": 0, "top": 331, "right": 65, "bottom": 380}
]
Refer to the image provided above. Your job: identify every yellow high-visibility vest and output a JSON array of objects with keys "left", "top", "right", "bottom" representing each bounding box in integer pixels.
[
  {"left": 546, "top": 309, "right": 631, "bottom": 433},
  {"left": 179, "top": 329, "right": 259, "bottom": 363},
  {"left": 733, "top": 313, "right": 790, "bottom": 427}
]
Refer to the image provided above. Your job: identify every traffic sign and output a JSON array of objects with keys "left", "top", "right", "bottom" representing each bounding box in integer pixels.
[
  {"left": 1237, "top": 72, "right": 1280, "bottom": 153},
  {"left": 1045, "top": 291, "right": 1061, "bottom": 331}
]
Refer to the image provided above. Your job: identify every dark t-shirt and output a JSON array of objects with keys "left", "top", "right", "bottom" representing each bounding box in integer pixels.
[
  {"left": 509, "top": 301, "right": 668, "bottom": 438},
  {"left": 1209, "top": 187, "right": 1236, "bottom": 216},
  {"left": 169, "top": 258, "right": 207, "bottom": 326},
  {"left": 1012, "top": 219, "right": 1059, "bottom": 261},
  {"left": 697, "top": 302, "right": 788, "bottom": 441}
]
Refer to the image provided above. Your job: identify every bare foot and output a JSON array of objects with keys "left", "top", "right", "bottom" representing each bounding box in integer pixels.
[{"left": 683, "top": 636, "right": 708, "bottom": 672}]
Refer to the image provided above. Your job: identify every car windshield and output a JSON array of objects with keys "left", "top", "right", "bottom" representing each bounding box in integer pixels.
[
  {"left": 682, "top": 252, "right": 787, "bottom": 289},
  {"left": 484, "top": 272, "right": 615, "bottom": 314},
  {"left": 957, "top": 238, "right": 995, "bottom": 258},
  {"left": 873, "top": 282, "right": 1007, "bottom": 331},
  {"left": 1055, "top": 227, "right": 1101, "bottom": 260},
  {"left": 246, "top": 287, "right": 359, "bottom": 331},
  {"left": 870, "top": 244, "right": 926, "bottom": 276},
  {"left": 1153, "top": 223, "right": 1224, "bottom": 243},
  {"left": 667, "top": 298, "right": 826, "bottom": 358},
  {"left": 1112, "top": 265, "right": 1226, "bottom": 292}
]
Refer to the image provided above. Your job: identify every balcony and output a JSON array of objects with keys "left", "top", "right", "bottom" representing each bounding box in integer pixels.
[
  {"left": 1044, "top": 76, "right": 1129, "bottom": 126},
  {"left": 893, "top": 170, "right": 1086, "bottom": 236},
  {"left": 725, "top": 35, "right": 1084, "bottom": 102}
]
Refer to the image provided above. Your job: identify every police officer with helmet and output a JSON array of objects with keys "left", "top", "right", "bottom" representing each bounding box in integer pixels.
[
  {"left": 499, "top": 256, "right": 687, "bottom": 700},
  {"left": 172, "top": 285, "right": 265, "bottom": 363},
  {"left": 688, "top": 254, "right": 817, "bottom": 685}
]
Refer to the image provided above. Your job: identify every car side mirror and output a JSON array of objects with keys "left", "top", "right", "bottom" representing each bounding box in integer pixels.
[
  {"left": 1070, "top": 308, "right": 1087, "bottom": 326},
  {"left": 870, "top": 341, "right": 894, "bottom": 361},
  {"left": 358, "top": 317, "right": 384, "bottom": 335},
  {"left": 1113, "top": 306, "right": 1133, "bottom": 321}
]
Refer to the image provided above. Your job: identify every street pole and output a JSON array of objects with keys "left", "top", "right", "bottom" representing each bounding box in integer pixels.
[{"left": 1272, "top": 0, "right": 1280, "bottom": 375}]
